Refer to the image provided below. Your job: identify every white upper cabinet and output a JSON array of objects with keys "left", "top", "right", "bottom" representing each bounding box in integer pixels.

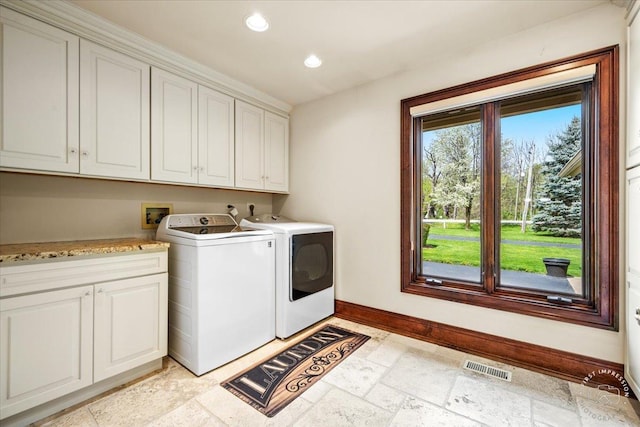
[
  {"left": 235, "top": 101, "right": 289, "bottom": 192},
  {"left": 1, "top": 7, "right": 287, "bottom": 192},
  {"left": 235, "top": 101, "right": 264, "bottom": 189},
  {"left": 629, "top": 7, "right": 640, "bottom": 169},
  {"left": 151, "top": 67, "right": 198, "bottom": 184},
  {"left": 0, "top": 7, "right": 79, "bottom": 173},
  {"left": 80, "top": 40, "right": 150, "bottom": 180},
  {"left": 264, "top": 112, "right": 289, "bottom": 192},
  {"left": 198, "top": 86, "right": 235, "bottom": 187}
]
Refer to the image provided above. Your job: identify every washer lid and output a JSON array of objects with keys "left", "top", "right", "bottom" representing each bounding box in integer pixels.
[
  {"left": 157, "top": 214, "right": 273, "bottom": 240},
  {"left": 243, "top": 214, "right": 297, "bottom": 224}
]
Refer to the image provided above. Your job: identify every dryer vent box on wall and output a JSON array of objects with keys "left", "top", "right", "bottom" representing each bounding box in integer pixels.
[{"left": 141, "top": 203, "right": 173, "bottom": 229}]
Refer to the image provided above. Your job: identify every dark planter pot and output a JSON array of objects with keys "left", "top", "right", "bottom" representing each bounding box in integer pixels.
[{"left": 543, "top": 258, "right": 570, "bottom": 277}]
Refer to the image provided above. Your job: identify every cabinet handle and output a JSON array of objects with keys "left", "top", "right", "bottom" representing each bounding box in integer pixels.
[
  {"left": 82, "top": 151, "right": 89, "bottom": 157},
  {"left": 635, "top": 308, "right": 640, "bottom": 322},
  {"left": 85, "top": 291, "right": 92, "bottom": 296},
  {"left": 97, "top": 288, "right": 104, "bottom": 293},
  {"left": 69, "top": 148, "right": 78, "bottom": 155}
]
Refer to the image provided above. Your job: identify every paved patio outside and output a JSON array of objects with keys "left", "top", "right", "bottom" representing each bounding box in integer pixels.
[{"left": 423, "top": 261, "right": 577, "bottom": 294}]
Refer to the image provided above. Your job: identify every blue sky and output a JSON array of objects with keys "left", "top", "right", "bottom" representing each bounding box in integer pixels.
[
  {"left": 423, "top": 104, "right": 580, "bottom": 155},
  {"left": 500, "top": 104, "right": 580, "bottom": 153}
]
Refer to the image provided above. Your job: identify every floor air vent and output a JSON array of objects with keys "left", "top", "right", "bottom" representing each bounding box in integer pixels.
[{"left": 463, "top": 360, "right": 512, "bottom": 382}]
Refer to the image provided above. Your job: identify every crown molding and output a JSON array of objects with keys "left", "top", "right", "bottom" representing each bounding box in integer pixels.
[
  {"left": 626, "top": 0, "right": 639, "bottom": 23},
  {"left": 0, "top": 0, "right": 291, "bottom": 116}
]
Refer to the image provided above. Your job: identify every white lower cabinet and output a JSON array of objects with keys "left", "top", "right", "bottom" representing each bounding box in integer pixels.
[
  {"left": 0, "top": 251, "right": 168, "bottom": 420},
  {"left": 0, "top": 286, "right": 94, "bottom": 419},
  {"left": 94, "top": 274, "right": 168, "bottom": 382}
]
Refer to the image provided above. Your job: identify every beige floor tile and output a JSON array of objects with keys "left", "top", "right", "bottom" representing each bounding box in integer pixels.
[
  {"left": 366, "top": 335, "right": 409, "bottom": 367},
  {"left": 446, "top": 374, "right": 532, "bottom": 427},
  {"left": 298, "top": 379, "right": 333, "bottom": 403},
  {"left": 459, "top": 359, "right": 576, "bottom": 411},
  {"left": 40, "top": 407, "right": 97, "bottom": 427},
  {"left": 576, "top": 396, "right": 637, "bottom": 427},
  {"left": 532, "top": 399, "right": 581, "bottom": 427},
  {"left": 381, "top": 348, "right": 459, "bottom": 406},
  {"left": 147, "top": 399, "right": 226, "bottom": 427},
  {"left": 364, "top": 383, "right": 407, "bottom": 413},
  {"left": 569, "top": 381, "right": 640, "bottom": 423},
  {"left": 323, "top": 355, "right": 388, "bottom": 397},
  {"left": 87, "top": 361, "right": 217, "bottom": 426},
  {"left": 197, "top": 384, "right": 311, "bottom": 427},
  {"left": 33, "top": 318, "right": 638, "bottom": 427},
  {"left": 386, "top": 333, "right": 439, "bottom": 353},
  {"left": 390, "top": 396, "right": 481, "bottom": 427},
  {"left": 292, "top": 388, "right": 393, "bottom": 427}
]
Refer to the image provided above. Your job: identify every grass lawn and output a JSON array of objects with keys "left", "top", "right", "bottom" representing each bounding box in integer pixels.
[{"left": 423, "top": 223, "right": 582, "bottom": 276}]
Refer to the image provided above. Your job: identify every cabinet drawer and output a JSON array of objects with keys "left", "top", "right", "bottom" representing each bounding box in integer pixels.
[{"left": 0, "top": 251, "right": 167, "bottom": 297}]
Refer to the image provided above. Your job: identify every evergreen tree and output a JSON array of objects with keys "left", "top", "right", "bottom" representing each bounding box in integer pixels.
[{"left": 531, "top": 116, "right": 582, "bottom": 237}]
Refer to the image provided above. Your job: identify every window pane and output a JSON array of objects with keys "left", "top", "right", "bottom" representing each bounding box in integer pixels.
[
  {"left": 421, "top": 108, "right": 482, "bottom": 284},
  {"left": 499, "top": 87, "right": 583, "bottom": 296}
]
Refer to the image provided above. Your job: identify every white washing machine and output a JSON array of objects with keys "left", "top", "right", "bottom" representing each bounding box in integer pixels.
[
  {"left": 156, "top": 214, "right": 275, "bottom": 375},
  {"left": 240, "top": 214, "right": 334, "bottom": 339}
]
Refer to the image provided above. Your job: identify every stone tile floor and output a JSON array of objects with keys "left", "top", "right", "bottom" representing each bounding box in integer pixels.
[{"left": 37, "top": 317, "right": 640, "bottom": 427}]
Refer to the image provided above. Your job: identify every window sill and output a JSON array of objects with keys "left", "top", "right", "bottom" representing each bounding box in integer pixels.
[{"left": 402, "top": 280, "right": 616, "bottom": 330}]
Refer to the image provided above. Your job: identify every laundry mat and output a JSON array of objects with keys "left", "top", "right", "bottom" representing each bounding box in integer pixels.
[{"left": 221, "top": 325, "right": 370, "bottom": 417}]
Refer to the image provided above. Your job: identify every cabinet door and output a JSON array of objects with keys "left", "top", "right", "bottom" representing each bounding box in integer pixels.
[
  {"left": 235, "top": 100, "right": 265, "bottom": 190},
  {"left": 626, "top": 167, "right": 640, "bottom": 397},
  {"left": 94, "top": 274, "right": 168, "bottom": 382},
  {"left": 0, "top": 7, "right": 79, "bottom": 173},
  {"left": 0, "top": 286, "right": 93, "bottom": 419},
  {"left": 151, "top": 67, "right": 198, "bottom": 184},
  {"left": 264, "top": 112, "right": 289, "bottom": 192},
  {"left": 198, "top": 86, "right": 234, "bottom": 187},
  {"left": 80, "top": 40, "right": 150, "bottom": 180},
  {"left": 628, "top": 9, "right": 640, "bottom": 168}
]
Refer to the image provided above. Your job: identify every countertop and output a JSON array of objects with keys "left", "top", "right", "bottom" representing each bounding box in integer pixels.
[{"left": 0, "top": 238, "right": 170, "bottom": 264}]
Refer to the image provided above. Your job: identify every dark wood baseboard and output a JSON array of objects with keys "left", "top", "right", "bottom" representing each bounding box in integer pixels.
[{"left": 335, "top": 300, "right": 635, "bottom": 398}]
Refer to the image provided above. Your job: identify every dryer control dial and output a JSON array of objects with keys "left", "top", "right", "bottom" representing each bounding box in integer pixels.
[{"left": 199, "top": 217, "right": 209, "bottom": 225}]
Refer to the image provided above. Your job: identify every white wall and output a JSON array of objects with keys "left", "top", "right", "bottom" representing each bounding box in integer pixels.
[
  {"left": 0, "top": 172, "right": 272, "bottom": 244},
  {"left": 278, "top": 4, "right": 628, "bottom": 362}
]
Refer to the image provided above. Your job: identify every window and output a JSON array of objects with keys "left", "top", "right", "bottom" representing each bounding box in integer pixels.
[{"left": 400, "top": 47, "right": 619, "bottom": 329}]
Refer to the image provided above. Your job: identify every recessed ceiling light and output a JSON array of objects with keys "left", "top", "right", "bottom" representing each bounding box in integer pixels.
[
  {"left": 304, "top": 54, "right": 322, "bottom": 68},
  {"left": 245, "top": 13, "right": 269, "bottom": 32}
]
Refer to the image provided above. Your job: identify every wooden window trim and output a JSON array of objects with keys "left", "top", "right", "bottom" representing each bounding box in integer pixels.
[{"left": 400, "top": 46, "right": 619, "bottom": 330}]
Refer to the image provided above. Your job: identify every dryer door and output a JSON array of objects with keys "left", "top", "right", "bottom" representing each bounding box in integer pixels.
[{"left": 290, "top": 231, "right": 334, "bottom": 301}]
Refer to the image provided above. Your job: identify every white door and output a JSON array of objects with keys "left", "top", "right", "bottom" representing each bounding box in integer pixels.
[
  {"left": 93, "top": 274, "right": 168, "bottom": 382},
  {"left": 151, "top": 67, "right": 198, "bottom": 184},
  {"left": 626, "top": 167, "right": 640, "bottom": 397},
  {"left": 0, "top": 286, "right": 93, "bottom": 419},
  {"left": 80, "top": 40, "right": 150, "bottom": 180},
  {"left": 235, "top": 100, "right": 264, "bottom": 190},
  {"left": 628, "top": 8, "right": 640, "bottom": 168},
  {"left": 0, "top": 7, "right": 79, "bottom": 173},
  {"left": 264, "top": 112, "right": 289, "bottom": 192},
  {"left": 198, "top": 86, "right": 235, "bottom": 187}
]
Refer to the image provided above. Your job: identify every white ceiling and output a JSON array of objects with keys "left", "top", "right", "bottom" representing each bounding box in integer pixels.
[{"left": 71, "top": 0, "right": 615, "bottom": 108}]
